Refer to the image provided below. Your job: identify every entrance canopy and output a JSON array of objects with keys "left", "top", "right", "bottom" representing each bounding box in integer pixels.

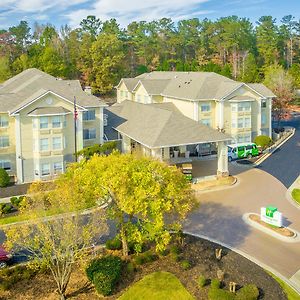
[{"left": 105, "top": 100, "right": 231, "bottom": 149}]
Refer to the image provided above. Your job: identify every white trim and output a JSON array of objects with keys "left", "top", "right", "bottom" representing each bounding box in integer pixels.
[
  {"left": 116, "top": 128, "right": 231, "bottom": 149},
  {"left": 9, "top": 90, "right": 87, "bottom": 116},
  {"left": 28, "top": 112, "right": 71, "bottom": 117},
  {"left": 15, "top": 115, "right": 23, "bottom": 183},
  {"left": 228, "top": 99, "right": 255, "bottom": 103},
  {"left": 220, "top": 83, "right": 244, "bottom": 101}
]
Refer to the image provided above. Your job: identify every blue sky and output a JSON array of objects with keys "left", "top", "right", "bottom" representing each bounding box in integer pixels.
[{"left": 1, "top": 0, "right": 300, "bottom": 30}]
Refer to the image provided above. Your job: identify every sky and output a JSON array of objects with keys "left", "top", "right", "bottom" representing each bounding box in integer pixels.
[{"left": 0, "top": 0, "right": 300, "bottom": 30}]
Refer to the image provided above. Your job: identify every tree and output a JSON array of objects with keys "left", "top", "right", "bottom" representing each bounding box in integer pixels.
[
  {"left": 264, "top": 64, "right": 294, "bottom": 126},
  {"left": 79, "top": 15, "right": 102, "bottom": 40},
  {"left": 0, "top": 55, "right": 12, "bottom": 82},
  {"left": 0, "top": 168, "right": 10, "bottom": 187},
  {"left": 62, "top": 153, "right": 196, "bottom": 257},
  {"left": 9, "top": 21, "right": 31, "bottom": 55},
  {"left": 90, "top": 33, "right": 125, "bottom": 93},
  {"left": 5, "top": 181, "right": 108, "bottom": 300}
]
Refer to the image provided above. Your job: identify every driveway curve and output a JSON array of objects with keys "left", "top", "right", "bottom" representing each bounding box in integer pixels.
[{"left": 184, "top": 168, "right": 300, "bottom": 292}]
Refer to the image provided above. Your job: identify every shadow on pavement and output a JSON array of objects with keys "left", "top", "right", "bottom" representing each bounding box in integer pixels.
[{"left": 184, "top": 201, "right": 250, "bottom": 248}]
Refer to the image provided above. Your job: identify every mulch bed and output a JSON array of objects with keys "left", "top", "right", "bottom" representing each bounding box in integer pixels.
[
  {"left": 249, "top": 214, "right": 295, "bottom": 237},
  {"left": 0, "top": 235, "right": 288, "bottom": 300}
]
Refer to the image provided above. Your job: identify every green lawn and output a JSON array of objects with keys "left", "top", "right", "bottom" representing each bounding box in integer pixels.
[
  {"left": 292, "top": 189, "right": 300, "bottom": 205},
  {"left": 268, "top": 272, "right": 300, "bottom": 300},
  {"left": 118, "top": 271, "right": 195, "bottom": 300}
]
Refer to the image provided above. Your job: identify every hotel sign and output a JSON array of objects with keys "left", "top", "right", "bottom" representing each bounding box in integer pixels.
[{"left": 260, "top": 206, "right": 282, "bottom": 227}]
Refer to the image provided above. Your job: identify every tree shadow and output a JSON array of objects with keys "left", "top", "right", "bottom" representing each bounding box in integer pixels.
[
  {"left": 184, "top": 202, "right": 250, "bottom": 248},
  {"left": 66, "top": 281, "right": 94, "bottom": 298}
]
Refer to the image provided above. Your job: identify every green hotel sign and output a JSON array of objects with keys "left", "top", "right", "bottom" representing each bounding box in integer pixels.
[{"left": 266, "top": 206, "right": 277, "bottom": 218}]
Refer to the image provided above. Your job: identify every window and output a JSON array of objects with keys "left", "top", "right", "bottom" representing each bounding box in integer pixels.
[
  {"left": 41, "top": 163, "right": 50, "bottom": 176},
  {"left": 52, "top": 116, "right": 61, "bottom": 128},
  {"left": 0, "top": 160, "right": 10, "bottom": 170},
  {"left": 200, "top": 103, "right": 211, "bottom": 112},
  {"left": 0, "top": 136, "right": 9, "bottom": 148},
  {"left": 246, "top": 145, "right": 253, "bottom": 150},
  {"left": 244, "top": 134, "right": 251, "bottom": 143},
  {"left": 144, "top": 95, "right": 150, "bottom": 103},
  {"left": 231, "top": 119, "right": 237, "bottom": 128},
  {"left": 52, "top": 137, "right": 62, "bottom": 150},
  {"left": 245, "top": 117, "right": 251, "bottom": 128},
  {"left": 237, "top": 146, "right": 245, "bottom": 151},
  {"left": 261, "top": 99, "right": 267, "bottom": 108},
  {"left": 262, "top": 113, "right": 267, "bottom": 125},
  {"left": 83, "top": 110, "right": 96, "bottom": 121},
  {"left": 238, "top": 102, "right": 251, "bottom": 112},
  {"left": 238, "top": 118, "right": 244, "bottom": 128},
  {"left": 137, "top": 94, "right": 141, "bottom": 102},
  {"left": 201, "top": 119, "right": 211, "bottom": 126},
  {"left": 0, "top": 115, "right": 8, "bottom": 128},
  {"left": 53, "top": 162, "right": 63, "bottom": 174},
  {"left": 103, "top": 114, "right": 108, "bottom": 126},
  {"left": 231, "top": 103, "right": 237, "bottom": 112},
  {"left": 40, "top": 138, "right": 49, "bottom": 151},
  {"left": 40, "top": 116, "right": 48, "bottom": 129},
  {"left": 83, "top": 128, "right": 96, "bottom": 140}
]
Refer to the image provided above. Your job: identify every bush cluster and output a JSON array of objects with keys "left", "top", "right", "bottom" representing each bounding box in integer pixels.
[
  {"left": 0, "top": 168, "right": 10, "bottom": 188},
  {"left": 181, "top": 260, "right": 191, "bottom": 270},
  {"left": 197, "top": 275, "right": 207, "bottom": 288},
  {"left": 86, "top": 255, "right": 122, "bottom": 296},
  {"left": 0, "top": 266, "right": 37, "bottom": 291},
  {"left": 10, "top": 196, "right": 25, "bottom": 208},
  {"left": 236, "top": 284, "right": 259, "bottom": 300},
  {"left": 0, "top": 203, "right": 13, "bottom": 215},
  {"left": 133, "top": 250, "right": 158, "bottom": 266},
  {"left": 254, "top": 135, "right": 272, "bottom": 149},
  {"left": 105, "top": 237, "right": 122, "bottom": 250}
]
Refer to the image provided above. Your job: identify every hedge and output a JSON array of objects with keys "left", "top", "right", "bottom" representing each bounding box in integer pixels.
[{"left": 0, "top": 168, "right": 10, "bottom": 188}]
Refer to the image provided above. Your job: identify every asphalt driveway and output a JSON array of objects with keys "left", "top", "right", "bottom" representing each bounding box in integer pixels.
[
  {"left": 184, "top": 168, "right": 300, "bottom": 292},
  {"left": 256, "top": 113, "right": 300, "bottom": 188}
]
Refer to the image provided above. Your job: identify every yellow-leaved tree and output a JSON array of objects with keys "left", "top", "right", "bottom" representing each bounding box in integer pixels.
[{"left": 61, "top": 152, "right": 196, "bottom": 257}]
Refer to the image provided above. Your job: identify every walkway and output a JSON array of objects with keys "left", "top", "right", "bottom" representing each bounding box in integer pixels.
[{"left": 184, "top": 168, "right": 300, "bottom": 292}]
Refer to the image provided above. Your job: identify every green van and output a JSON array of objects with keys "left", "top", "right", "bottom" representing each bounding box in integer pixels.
[{"left": 227, "top": 143, "right": 259, "bottom": 161}]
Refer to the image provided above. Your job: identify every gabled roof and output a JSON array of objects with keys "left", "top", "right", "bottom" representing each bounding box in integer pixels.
[
  {"left": 0, "top": 68, "right": 106, "bottom": 114},
  {"left": 106, "top": 100, "right": 231, "bottom": 148},
  {"left": 133, "top": 79, "right": 170, "bottom": 95},
  {"left": 28, "top": 106, "right": 71, "bottom": 116},
  {"left": 116, "top": 71, "right": 276, "bottom": 101}
]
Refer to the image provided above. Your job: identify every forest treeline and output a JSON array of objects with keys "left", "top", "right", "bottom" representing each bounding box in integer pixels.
[{"left": 0, "top": 15, "right": 300, "bottom": 95}]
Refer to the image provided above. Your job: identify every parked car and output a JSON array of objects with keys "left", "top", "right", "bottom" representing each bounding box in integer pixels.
[
  {"left": 0, "top": 245, "right": 12, "bottom": 268},
  {"left": 227, "top": 143, "right": 259, "bottom": 161}
]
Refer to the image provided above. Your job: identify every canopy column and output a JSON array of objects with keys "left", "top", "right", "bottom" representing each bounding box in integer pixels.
[{"left": 217, "top": 141, "right": 229, "bottom": 177}]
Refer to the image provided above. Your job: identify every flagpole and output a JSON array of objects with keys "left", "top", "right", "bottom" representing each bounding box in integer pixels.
[{"left": 74, "top": 96, "right": 78, "bottom": 162}]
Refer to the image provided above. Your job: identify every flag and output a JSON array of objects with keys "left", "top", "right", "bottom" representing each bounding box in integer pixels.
[{"left": 74, "top": 96, "right": 78, "bottom": 120}]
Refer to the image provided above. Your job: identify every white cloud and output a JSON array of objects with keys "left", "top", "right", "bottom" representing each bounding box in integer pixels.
[{"left": 65, "top": 0, "right": 213, "bottom": 28}]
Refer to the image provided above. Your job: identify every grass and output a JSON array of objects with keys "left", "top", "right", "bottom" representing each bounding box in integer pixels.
[
  {"left": 291, "top": 188, "right": 300, "bottom": 205},
  {"left": 118, "top": 271, "right": 195, "bottom": 300},
  {"left": 267, "top": 272, "right": 300, "bottom": 300}
]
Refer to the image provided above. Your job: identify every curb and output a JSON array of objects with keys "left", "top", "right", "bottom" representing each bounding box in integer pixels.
[
  {"left": 183, "top": 230, "right": 300, "bottom": 295},
  {"left": 254, "top": 128, "right": 296, "bottom": 166},
  {"left": 286, "top": 175, "right": 300, "bottom": 210},
  {"left": 193, "top": 177, "right": 239, "bottom": 193},
  {"left": 242, "top": 213, "right": 300, "bottom": 243}
]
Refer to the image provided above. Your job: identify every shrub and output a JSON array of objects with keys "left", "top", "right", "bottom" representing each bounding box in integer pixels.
[
  {"left": 133, "top": 251, "right": 158, "bottom": 265},
  {"left": 105, "top": 237, "right": 122, "bottom": 250},
  {"left": 197, "top": 275, "right": 207, "bottom": 288},
  {"left": 0, "top": 203, "right": 13, "bottom": 215},
  {"left": 170, "top": 252, "right": 180, "bottom": 262},
  {"left": 126, "top": 262, "right": 135, "bottom": 273},
  {"left": 181, "top": 260, "right": 191, "bottom": 270},
  {"left": 208, "top": 287, "right": 235, "bottom": 300},
  {"left": 292, "top": 188, "right": 300, "bottom": 204},
  {"left": 169, "top": 245, "right": 180, "bottom": 255},
  {"left": 254, "top": 135, "right": 272, "bottom": 149},
  {"left": 211, "top": 279, "right": 220, "bottom": 289},
  {"left": 236, "top": 284, "right": 259, "bottom": 300},
  {"left": 86, "top": 255, "right": 122, "bottom": 296},
  {"left": 10, "top": 196, "right": 24, "bottom": 208},
  {"left": 0, "top": 168, "right": 9, "bottom": 188}
]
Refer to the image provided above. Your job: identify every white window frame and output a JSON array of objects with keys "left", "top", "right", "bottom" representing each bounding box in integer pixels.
[
  {"left": 201, "top": 118, "right": 211, "bottom": 126},
  {"left": 52, "top": 116, "right": 62, "bottom": 128},
  {"left": 41, "top": 163, "right": 50, "bottom": 176},
  {"left": 52, "top": 137, "right": 62, "bottom": 150},
  {"left": 0, "top": 136, "right": 9, "bottom": 148},
  {"left": 0, "top": 160, "right": 11, "bottom": 170},
  {"left": 53, "top": 161, "right": 63, "bottom": 175},
  {"left": 238, "top": 102, "right": 251, "bottom": 112},
  {"left": 40, "top": 138, "right": 49, "bottom": 151},
  {"left": 83, "top": 109, "right": 96, "bottom": 121},
  {"left": 237, "top": 118, "right": 244, "bottom": 128},
  {"left": 83, "top": 128, "right": 96, "bottom": 140},
  {"left": 0, "top": 115, "right": 9, "bottom": 128},
  {"left": 40, "top": 116, "right": 48, "bottom": 129},
  {"left": 244, "top": 117, "right": 251, "bottom": 128},
  {"left": 231, "top": 103, "right": 237, "bottom": 112},
  {"left": 200, "top": 103, "right": 211, "bottom": 112}
]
